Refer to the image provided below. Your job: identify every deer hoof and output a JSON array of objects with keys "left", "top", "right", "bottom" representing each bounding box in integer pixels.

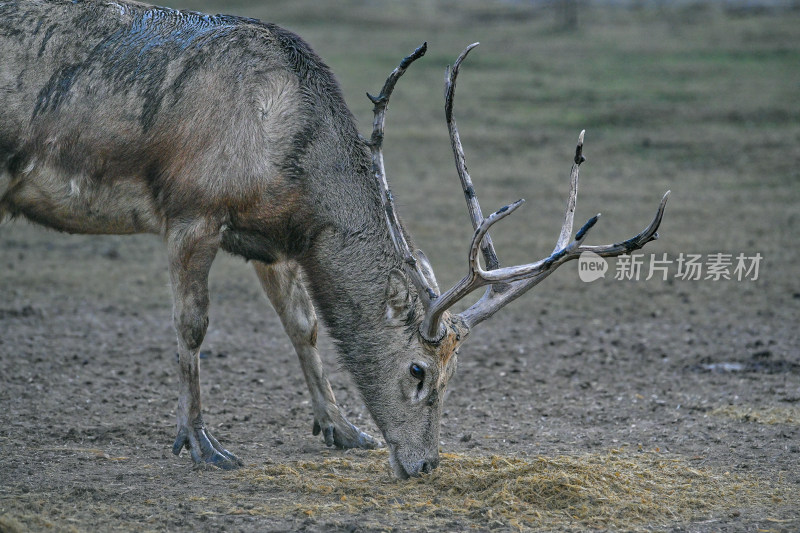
[
  {"left": 313, "top": 415, "right": 379, "bottom": 450},
  {"left": 172, "top": 424, "right": 244, "bottom": 470}
]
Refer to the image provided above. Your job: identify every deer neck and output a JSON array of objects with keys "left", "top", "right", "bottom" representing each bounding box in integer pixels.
[{"left": 298, "top": 170, "right": 407, "bottom": 359}]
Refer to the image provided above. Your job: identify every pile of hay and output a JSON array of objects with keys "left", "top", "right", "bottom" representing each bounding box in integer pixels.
[{"left": 228, "top": 449, "right": 788, "bottom": 530}]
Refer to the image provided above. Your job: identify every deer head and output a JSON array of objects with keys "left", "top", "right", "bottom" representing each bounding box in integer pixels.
[{"left": 363, "top": 43, "right": 669, "bottom": 478}]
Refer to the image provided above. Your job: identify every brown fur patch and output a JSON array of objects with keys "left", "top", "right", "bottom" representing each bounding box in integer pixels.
[
  {"left": 435, "top": 314, "right": 469, "bottom": 369},
  {"left": 437, "top": 331, "right": 459, "bottom": 367}
]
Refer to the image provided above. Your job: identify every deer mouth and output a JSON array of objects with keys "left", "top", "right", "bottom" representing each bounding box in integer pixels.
[
  {"left": 388, "top": 449, "right": 411, "bottom": 479},
  {"left": 387, "top": 441, "right": 438, "bottom": 479}
]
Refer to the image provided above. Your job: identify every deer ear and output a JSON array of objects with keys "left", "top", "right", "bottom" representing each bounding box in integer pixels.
[
  {"left": 385, "top": 269, "right": 411, "bottom": 323},
  {"left": 414, "top": 249, "right": 439, "bottom": 296}
]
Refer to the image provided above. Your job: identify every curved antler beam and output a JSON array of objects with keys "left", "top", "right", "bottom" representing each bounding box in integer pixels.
[
  {"left": 366, "top": 43, "right": 441, "bottom": 307},
  {"left": 444, "top": 43, "right": 501, "bottom": 272}
]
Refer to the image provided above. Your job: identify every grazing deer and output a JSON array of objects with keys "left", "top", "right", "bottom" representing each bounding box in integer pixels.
[{"left": 0, "top": 0, "right": 668, "bottom": 478}]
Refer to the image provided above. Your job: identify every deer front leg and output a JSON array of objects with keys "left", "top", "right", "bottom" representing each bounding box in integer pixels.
[
  {"left": 253, "top": 261, "right": 377, "bottom": 449},
  {"left": 168, "top": 222, "right": 243, "bottom": 469}
]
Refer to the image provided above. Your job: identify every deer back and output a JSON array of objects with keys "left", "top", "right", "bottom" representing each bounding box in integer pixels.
[{"left": 0, "top": 0, "right": 371, "bottom": 246}]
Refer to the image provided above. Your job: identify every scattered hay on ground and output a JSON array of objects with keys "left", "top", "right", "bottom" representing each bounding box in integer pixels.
[
  {"left": 710, "top": 405, "right": 800, "bottom": 425},
  {"left": 0, "top": 514, "right": 27, "bottom": 533},
  {"left": 226, "top": 449, "right": 788, "bottom": 530}
]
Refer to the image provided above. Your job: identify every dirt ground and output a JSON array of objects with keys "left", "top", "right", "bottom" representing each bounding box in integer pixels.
[{"left": 1, "top": 1, "right": 798, "bottom": 532}]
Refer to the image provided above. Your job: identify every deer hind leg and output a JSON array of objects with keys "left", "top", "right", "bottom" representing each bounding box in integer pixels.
[
  {"left": 167, "top": 220, "right": 243, "bottom": 469},
  {"left": 253, "top": 260, "right": 377, "bottom": 449}
]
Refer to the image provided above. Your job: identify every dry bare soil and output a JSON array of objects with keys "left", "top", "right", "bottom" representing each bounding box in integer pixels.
[{"left": 1, "top": 2, "right": 798, "bottom": 531}]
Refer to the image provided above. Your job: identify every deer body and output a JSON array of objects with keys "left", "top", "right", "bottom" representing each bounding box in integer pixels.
[
  {"left": 1, "top": 1, "right": 347, "bottom": 243},
  {"left": 2, "top": 0, "right": 668, "bottom": 478},
  {"left": 1, "top": 0, "right": 412, "bottom": 471}
]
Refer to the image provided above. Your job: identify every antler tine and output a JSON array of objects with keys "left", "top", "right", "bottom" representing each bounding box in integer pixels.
[
  {"left": 367, "top": 42, "right": 428, "bottom": 144},
  {"left": 554, "top": 129, "right": 585, "bottom": 252},
  {"left": 367, "top": 43, "right": 441, "bottom": 308},
  {"left": 582, "top": 189, "right": 670, "bottom": 256},
  {"left": 444, "top": 42, "right": 501, "bottom": 272}
]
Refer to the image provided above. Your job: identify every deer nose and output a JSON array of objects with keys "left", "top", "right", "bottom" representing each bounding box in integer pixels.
[{"left": 419, "top": 456, "right": 439, "bottom": 474}]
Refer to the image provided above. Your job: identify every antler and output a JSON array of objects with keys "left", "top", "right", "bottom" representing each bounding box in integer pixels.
[
  {"left": 419, "top": 44, "right": 670, "bottom": 340},
  {"left": 368, "top": 43, "right": 669, "bottom": 344},
  {"left": 366, "top": 43, "right": 442, "bottom": 314},
  {"left": 444, "top": 43, "right": 501, "bottom": 273}
]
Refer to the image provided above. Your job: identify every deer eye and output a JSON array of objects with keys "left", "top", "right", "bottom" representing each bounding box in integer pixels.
[{"left": 409, "top": 363, "right": 425, "bottom": 381}]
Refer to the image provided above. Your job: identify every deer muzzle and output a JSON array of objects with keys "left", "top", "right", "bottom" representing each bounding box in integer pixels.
[{"left": 387, "top": 442, "right": 440, "bottom": 479}]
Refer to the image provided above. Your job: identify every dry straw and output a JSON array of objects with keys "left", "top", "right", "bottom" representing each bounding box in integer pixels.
[
  {"left": 711, "top": 405, "right": 800, "bottom": 426},
  {"left": 227, "top": 449, "right": 789, "bottom": 530}
]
